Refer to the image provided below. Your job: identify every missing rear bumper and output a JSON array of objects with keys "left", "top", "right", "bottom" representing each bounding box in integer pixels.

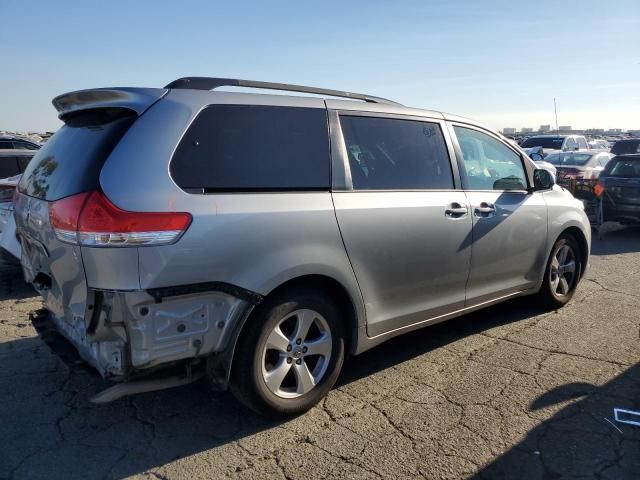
[
  {"left": 30, "top": 309, "right": 91, "bottom": 370},
  {"left": 30, "top": 282, "right": 260, "bottom": 391}
]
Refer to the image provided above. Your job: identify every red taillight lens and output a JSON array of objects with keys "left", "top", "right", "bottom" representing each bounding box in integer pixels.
[
  {"left": 49, "top": 190, "right": 192, "bottom": 247},
  {"left": 594, "top": 183, "right": 605, "bottom": 198},
  {"left": 50, "top": 192, "right": 91, "bottom": 230},
  {"left": 78, "top": 191, "right": 191, "bottom": 233}
]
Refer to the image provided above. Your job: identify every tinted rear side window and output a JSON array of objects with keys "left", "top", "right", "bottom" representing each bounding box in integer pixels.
[
  {"left": 17, "top": 155, "right": 33, "bottom": 171},
  {"left": 0, "top": 157, "right": 21, "bottom": 178},
  {"left": 170, "top": 105, "right": 330, "bottom": 192},
  {"left": 19, "top": 109, "right": 135, "bottom": 201},
  {"left": 340, "top": 115, "right": 453, "bottom": 190}
]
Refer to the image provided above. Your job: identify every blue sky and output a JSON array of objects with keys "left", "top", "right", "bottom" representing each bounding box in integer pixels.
[{"left": 1, "top": 0, "right": 638, "bottom": 132}]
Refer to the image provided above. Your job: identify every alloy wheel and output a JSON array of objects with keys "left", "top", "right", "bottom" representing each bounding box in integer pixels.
[
  {"left": 550, "top": 244, "right": 577, "bottom": 296},
  {"left": 261, "top": 309, "right": 332, "bottom": 398}
]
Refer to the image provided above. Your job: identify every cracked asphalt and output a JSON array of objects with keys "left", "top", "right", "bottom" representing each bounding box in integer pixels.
[{"left": 1, "top": 228, "right": 639, "bottom": 480}]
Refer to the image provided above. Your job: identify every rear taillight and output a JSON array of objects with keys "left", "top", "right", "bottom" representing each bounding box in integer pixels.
[
  {"left": 594, "top": 182, "right": 605, "bottom": 198},
  {"left": 49, "top": 190, "right": 192, "bottom": 247}
]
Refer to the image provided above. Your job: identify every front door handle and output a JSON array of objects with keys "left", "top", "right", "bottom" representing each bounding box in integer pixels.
[
  {"left": 445, "top": 203, "right": 468, "bottom": 218},
  {"left": 474, "top": 202, "right": 496, "bottom": 217}
]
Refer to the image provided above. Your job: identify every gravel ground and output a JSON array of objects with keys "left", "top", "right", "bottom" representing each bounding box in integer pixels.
[{"left": 0, "top": 228, "right": 639, "bottom": 480}]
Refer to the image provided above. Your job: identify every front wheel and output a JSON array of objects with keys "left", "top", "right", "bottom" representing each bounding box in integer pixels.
[
  {"left": 538, "top": 234, "right": 582, "bottom": 309},
  {"left": 229, "top": 288, "right": 345, "bottom": 416}
]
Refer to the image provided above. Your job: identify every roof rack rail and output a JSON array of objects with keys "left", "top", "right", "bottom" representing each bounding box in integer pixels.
[{"left": 164, "top": 77, "right": 402, "bottom": 106}]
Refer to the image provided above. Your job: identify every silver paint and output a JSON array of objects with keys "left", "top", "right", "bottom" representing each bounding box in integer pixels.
[{"left": 15, "top": 85, "right": 592, "bottom": 385}]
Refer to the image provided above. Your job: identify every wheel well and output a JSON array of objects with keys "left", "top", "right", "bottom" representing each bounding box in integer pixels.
[
  {"left": 561, "top": 227, "right": 589, "bottom": 278},
  {"left": 258, "top": 275, "right": 359, "bottom": 353}
]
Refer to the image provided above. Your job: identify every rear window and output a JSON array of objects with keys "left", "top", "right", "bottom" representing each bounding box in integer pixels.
[
  {"left": 611, "top": 140, "right": 640, "bottom": 155},
  {"left": 521, "top": 137, "right": 565, "bottom": 149},
  {"left": 170, "top": 105, "right": 330, "bottom": 192},
  {"left": 603, "top": 156, "right": 640, "bottom": 178},
  {"left": 19, "top": 109, "right": 135, "bottom": 201}
]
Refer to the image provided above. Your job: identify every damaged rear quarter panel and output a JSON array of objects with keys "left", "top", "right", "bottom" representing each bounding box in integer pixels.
[
  {"left": 116, "top": 290, "right": 250, "bottom": 369},
  {"left": 135, "top": 192, "right": 364, "bottom": 324}
]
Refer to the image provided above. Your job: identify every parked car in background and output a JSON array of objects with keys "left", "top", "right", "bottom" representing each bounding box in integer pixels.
[
  {"left": 596, "top": 154, "right": 640, "bottom": 224},
  {"left": 611, "top": 139, "right": 640, "bottom": 156},
  {"left": 0, "top": 175, "right": 22, "bottom": 263},
  {"left": 544, "top": 151, "right": 612, "bottom": 183},
  {"left": 588, "top": 139, "right": 610, "bottom": 151},
  {"left": 0, "top": 149, "right": 35, "bottom": 179},
  {"left": 15, "top": 77, "right": 591, "bottom": 415},
  {"left": 520, "top": 135, "right": 589, "bottom": 158},
  {"left": 0, "top": 135, "right": 41, "bottom": 150},
  {"left": 0, "top": 149, "right": 35, "bottom": 263}
]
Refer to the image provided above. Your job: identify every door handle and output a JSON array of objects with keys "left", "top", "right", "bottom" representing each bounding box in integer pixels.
[
  {"left": 445, "top": 203, "right": 468, "bottom": 218},
  {"left": 474, "top": 202, "right": 496, "bottom": 217}
]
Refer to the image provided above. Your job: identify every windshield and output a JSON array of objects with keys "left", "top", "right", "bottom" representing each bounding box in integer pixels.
[
  {"left": 545, "top": 153, "right": 593, "bottom": 166},
  {"left": 521, "top": 137, "right": 564, "bottom": 149}
]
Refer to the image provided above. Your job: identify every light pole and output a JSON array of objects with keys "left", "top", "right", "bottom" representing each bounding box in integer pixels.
[{"left": 554, "top": 98, "right": 559, "bottom": 132}]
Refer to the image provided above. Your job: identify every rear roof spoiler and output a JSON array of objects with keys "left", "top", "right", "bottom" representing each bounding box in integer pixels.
[
  {"left": 164, "top": 77, "right": 402, "bottom": 106},
  {"left": 52, "top": 88, "right": 168, "bottom": 121}
]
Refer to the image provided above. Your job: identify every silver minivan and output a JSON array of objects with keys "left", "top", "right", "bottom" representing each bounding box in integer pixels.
[{"left": 15, "top": 78, "right": 591, "bottom": 415}]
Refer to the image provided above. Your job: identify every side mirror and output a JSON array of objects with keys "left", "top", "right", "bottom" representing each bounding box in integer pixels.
[
  {"left": 533, "top": 168, "right": 554, "bottom": 190},
  {"left": 530, "top": 152, "right": 544, "bottom": 161}
]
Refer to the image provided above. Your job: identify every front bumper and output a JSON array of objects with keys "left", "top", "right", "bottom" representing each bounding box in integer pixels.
[{"left": 30, "top": 285, "right": 259, "bottom": 379}]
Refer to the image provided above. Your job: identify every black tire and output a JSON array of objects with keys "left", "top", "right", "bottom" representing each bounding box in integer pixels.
[
  {"left": 229, "top": 288, "right": 345, "bottom": 417},
  {"left": 538, "top": 234, "right": 582, "bottom": 309}
]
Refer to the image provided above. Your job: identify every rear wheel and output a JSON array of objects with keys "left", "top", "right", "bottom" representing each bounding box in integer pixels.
[
  {"left": 538, "top": 234, "right": 582, "bottom": 309},
  {"left": 229, "top": 288, "right": 345, "bottom": 416}
]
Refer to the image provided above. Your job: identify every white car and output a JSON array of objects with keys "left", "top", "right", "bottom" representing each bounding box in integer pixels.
[
  {"left": 0, "top": 175, "right": 21, "bottom": 263},
  {"left": 544, "top": 151, "right": 613, "bottom": 181}
]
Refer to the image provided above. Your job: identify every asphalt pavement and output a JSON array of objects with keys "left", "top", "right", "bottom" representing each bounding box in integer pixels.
[{"left": 1, "top": 227, "right": 639, "bottom": 479}]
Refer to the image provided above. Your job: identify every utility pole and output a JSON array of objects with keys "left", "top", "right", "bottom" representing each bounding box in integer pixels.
[{"left": 554, "top": 98, "right": 559, "bottom": 132}]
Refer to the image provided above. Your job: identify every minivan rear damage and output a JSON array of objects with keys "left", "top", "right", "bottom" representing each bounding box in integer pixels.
[
  {"left": 14, "top": 87, "right": 262, "bottom": 400},
  {"left": 28, "top": 279, "right": 261, "bottom": 399}
]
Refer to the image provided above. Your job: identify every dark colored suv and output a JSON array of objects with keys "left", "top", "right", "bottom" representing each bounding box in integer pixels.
[{"left": 596, "top": 154, "right": 640, "bottom": 224}]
